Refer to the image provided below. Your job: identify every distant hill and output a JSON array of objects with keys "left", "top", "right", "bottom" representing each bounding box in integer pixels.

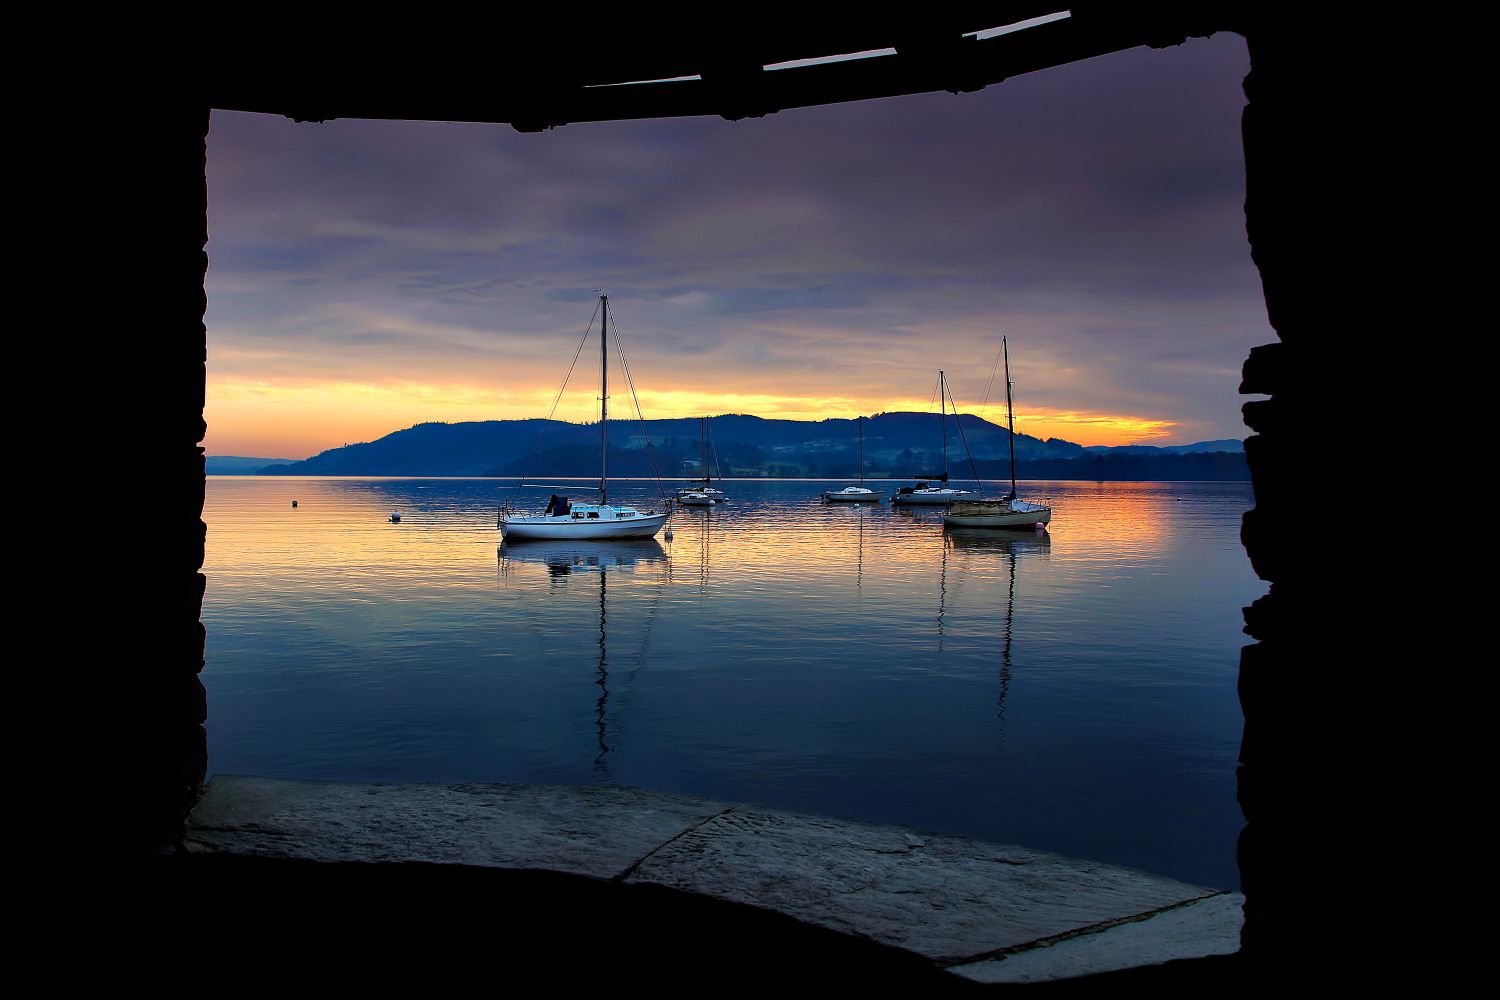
[
  {"left": 206, "top": 456, "right": 298, "bottom": 475},
  {"left": 260, "top": 420, "right": 569, "bottom": 477},
  {"left": 261, "top": 413, "right": 1088, "bottom": 478},
  {"left": 258, "top": 414, "right": 1245, "bottom": 481}
]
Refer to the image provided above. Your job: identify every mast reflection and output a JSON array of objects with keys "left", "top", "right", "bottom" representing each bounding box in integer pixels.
[
  {"left": 693, "top": 505, "right": 715, "bottom": 595},
  {"left": 943, "top": 528, "right": 1051, "bottom": 720},
  {"left": 823, "top": 501, "right": 873, "bottom": 598},
  {"left": 938, "top": 529, "right": 949, "bottom": 653},
  {"left": 858, "top": 505, "right": 865, "bottom": 598},
  {"left": 498, "top": 538, "right": 668, "bottom": 772}
]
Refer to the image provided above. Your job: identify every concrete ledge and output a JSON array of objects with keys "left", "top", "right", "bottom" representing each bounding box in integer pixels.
[
  {"left": 949, "top": 891, "right": 1246, "bottom": 982},
  {"left": 188, "top": 774, "right": 727, "bottom": 877},
  {"left": 188, "top": 775, "right": 1240, "bottom": 979}
]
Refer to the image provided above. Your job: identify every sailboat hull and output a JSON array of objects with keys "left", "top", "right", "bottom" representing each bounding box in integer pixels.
[
  {"left": 942, "top": 502, "right": 1051, "bottom": 529},
  {"left": 823, "top": 490, "right": 883, "bottom": 502},
  {"left": 500, "top": 511, "right": 669, "bottom": 540}
]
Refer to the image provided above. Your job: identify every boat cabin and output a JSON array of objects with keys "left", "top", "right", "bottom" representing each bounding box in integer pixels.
[{"left": 542, "top": 499, "right": 648, "bottom": 521}]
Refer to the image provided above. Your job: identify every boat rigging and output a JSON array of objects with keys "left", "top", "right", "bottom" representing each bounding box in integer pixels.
[{"left": 499, "top": 293, "right": 671, "bottom": 540}]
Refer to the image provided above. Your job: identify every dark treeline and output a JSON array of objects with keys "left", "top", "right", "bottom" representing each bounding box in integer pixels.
[
  {"left": 495, "top": 446, "right": 1248, "bottom": 482},
  {"left": 975, "top": 451, "right": 1249, "bottom": 482},
  {"left": 494, "top": 444, "right": 691, "bottom": 480}
]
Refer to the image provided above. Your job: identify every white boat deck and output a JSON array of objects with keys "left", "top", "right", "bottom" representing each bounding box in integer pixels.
[{"left": 824, "top": 486, "right": 882, "bottom": 500}]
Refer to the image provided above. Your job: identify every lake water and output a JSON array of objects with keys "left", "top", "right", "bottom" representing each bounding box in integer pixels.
[{"left": 203, "top": 476, "right": 1258, "bottom": 888}]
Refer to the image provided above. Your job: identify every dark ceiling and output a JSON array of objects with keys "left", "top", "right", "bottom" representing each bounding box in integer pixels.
[{"left": 208, "top": 3, "right": 1242, "bottom": 131}]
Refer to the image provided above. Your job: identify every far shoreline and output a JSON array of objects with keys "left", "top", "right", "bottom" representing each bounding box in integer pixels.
[{"left": 207, "top": 474, "right": 1253, "bottom": 484}]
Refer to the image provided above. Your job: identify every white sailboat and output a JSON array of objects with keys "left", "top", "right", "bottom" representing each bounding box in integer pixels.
[
  {"left": 824, "top": 415, "right": 882, "bottom": 501},
  {"left": 944, "top": 337, "right": 1052, "bottom": 530},
  {"left": 678, "top": 416, "right": 727, "bottom": 505},
  {"left": 499, "top": 293, "right": 670, "bottom": 541},
  {"left": 891, "top": 370, "right": 973, "bottom": 506}
]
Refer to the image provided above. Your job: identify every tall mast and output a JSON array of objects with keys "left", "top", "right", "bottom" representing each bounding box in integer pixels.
[
  {"left": 600, "top": 293, "right": 608, "bottom": 503},
  {"left": 702, "top": 416, "right": 708, "bottom": 484},
  {"left": 595, "top": 565, "right": 609, "bottom": 769},
  {"left": 1004, "top": 336, "right": 1016, "bottom": 500},
  {"left": 939, "top": 370, "right": 948, "bottom": 482},
  {"left": 858, "top": 416, "right": 865, "bottom": 486}
]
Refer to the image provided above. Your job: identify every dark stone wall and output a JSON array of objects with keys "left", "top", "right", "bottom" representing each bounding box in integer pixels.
[
  {"left": 1236, "top": 15, "right": 1378, "bottom": 971},
  {"left": 115, "top": 107, "right": 211, "bottom": 853}
]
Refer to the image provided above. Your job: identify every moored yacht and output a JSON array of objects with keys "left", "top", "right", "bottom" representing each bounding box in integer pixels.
[
  {"left": 892, "top": 481, "right": 973, "bottom": 505},
  {"left": 890, "top": 371, "right": 972, "bottom": 506},
  {"left": 825, "top": 485, "right": 881, "bottom": 501},
  {"left": 824, "top": 415, "right": 883, "bottom": 502},
  {"left": 677, "top": 486, "right": 727, "bottom": 502},
  {"left": 943, "top": 498, "right": 1051, "bottom": 528},
  {"left": 499, "top": 292, "right": 670, "bottom": 541},
  {"left": 943, "top": 336, "right": 1053, "bottom": 531},
  {"left": 503, "top": 494, "right": 669, "bottom": 539},
  {"left": 677, "top": 416, "right": 728, "bottom": 502}
]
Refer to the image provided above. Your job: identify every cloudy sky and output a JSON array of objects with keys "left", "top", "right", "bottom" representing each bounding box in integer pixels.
[{"left": 205, "top": 32, "right": 1268, "bottom": 459}]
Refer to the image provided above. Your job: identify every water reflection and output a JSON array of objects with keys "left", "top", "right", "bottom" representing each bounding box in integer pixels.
[
  {"left": 818, "top": 502, "right": 877, "bottom": 598},
  {"left": 204, "top": 476, "right": 1256, "bottom": 889},
  {"left": 499, "top": 538, "right": 670, "bottom": 773},
  {"left": 499, "top": 538, "right": 668, "bottom": 578},
  {"left": 679, "top": 503, "right": 718, "bottom": 594},
  {"left": 944, "top": 530, "right": 1053, "bottom": 721},
  {"left": 945, "top": 527, "right": 1053, "bottom": 553}
]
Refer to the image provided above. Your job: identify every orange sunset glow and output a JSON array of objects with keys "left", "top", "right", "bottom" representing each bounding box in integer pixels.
[{"left": 205, "top": 378, "right": 1177, "bottom": 459}]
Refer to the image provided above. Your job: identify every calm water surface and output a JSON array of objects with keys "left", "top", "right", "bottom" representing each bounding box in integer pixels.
[{"left": 204, "top": 477, "right": 1258, "bottom": 888}]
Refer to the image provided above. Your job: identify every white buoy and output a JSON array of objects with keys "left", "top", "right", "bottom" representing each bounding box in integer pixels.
[
  {"left": 1035, "top": 521, "right": 1046, "bottom": 534},
  {"left": 389, "top": 512, "right": 401, "bottom": 523}
]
